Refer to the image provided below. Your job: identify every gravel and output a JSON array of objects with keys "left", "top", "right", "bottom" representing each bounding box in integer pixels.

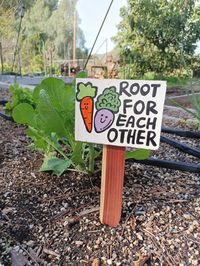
[{"left": 0, "top": 87, "right": 200, "bottom": 265}]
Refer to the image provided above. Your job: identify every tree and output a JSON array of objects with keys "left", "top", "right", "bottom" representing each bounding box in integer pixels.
[
  {"left": 114, "top": 0, "right": 200, "bottom": 76},
  {"left": 0, "top": 0, "right": 86, "bottom": 73},
  {"left": 48, "top": 0, "right": 85, "bottom": 59}
]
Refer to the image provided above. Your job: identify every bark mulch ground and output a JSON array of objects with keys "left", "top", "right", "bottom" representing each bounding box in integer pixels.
[{"left": 0, "top": 87, "right": 200, "bottom": 266}]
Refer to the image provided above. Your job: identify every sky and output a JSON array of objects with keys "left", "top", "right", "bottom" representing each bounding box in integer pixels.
[
  {"left": 77, "top": 0, "right": 200, "bottom": 55},
  {"left": 77, "top": 0, "right": 127, "bottom": 54}
]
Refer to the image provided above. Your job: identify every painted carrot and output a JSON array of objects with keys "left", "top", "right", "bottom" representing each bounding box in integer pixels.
[
  {"left": 80, "top": 96, "right": 93, "bottom": 132},
  {"left": 76, "top": 82, "right": 97, "bottom": 133}
]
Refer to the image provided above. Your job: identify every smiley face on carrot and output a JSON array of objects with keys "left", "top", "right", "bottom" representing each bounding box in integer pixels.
[{"left": 76, "top": 82, "right": 97, "bottom": 133}]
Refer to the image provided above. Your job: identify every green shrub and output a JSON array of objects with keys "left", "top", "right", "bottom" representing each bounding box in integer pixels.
[{"left": 4, "top": 84, "right": 36, "bottom": 116}]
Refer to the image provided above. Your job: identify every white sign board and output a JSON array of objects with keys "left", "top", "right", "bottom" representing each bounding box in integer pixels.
[{"left": 75, "top": 79, "right": 166, "bottom": 150}]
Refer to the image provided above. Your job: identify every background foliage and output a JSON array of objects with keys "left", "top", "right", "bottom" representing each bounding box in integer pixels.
[
  {"left": 114, "top": 0, "right": 200, "bottom": 77},
  {"left": 0, "top": 0, "right": 86, "bottom": 74}
]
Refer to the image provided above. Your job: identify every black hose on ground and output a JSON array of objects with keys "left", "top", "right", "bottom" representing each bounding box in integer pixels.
[
  {"left": 162, "top": 127, "right": 200, "bottom": 138},
  {"left": 161, "top": 135, "right": 200, "bottom": 158},
  {"left": 129, "top": 157, "right": 200, "bottom": 173},
  {"left": 0, "top": 100, "right": 8, "bottom": 106},
  {"left": 0, "top": 100, "right": 13, "bottom": 121},
  {"left": 0, "top": 112, "right": 13, "bottom": 121}
]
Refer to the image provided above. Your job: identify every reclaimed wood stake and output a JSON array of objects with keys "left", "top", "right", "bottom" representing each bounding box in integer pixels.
[{"left": 100, "top": 145, "right": 126, "bottom": 227}]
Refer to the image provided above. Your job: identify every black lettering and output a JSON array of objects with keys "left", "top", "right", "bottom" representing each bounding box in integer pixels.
[
  {"left": 119, "top": 129, "right": 128, "bottom": 143},
  {"left": 123, "top": 99, "right": 132, "bottom": 114},
  {"left": 151, "top": 84, "right": 160, "bottom": 97},
  {"left": 134, "top": 100, "right": 145, "bottom": 114},
  {"left": 136, "top": 130, "right": 145, "bottom": 144},
  {"left": 125, "top": 116, "right": 135, "bottom": 127},
  {"left": 146, "top": 117, "right": 157, "bottom": 130},
  {"left": 146, "top": 101, "right": 158, "bottom": 115},
  {"left": 127, "top": 129, "right": 137, "bottom": 144},
  {"left": 130, "top": 83, "right": 140, "bottom": 95},
  {"left": 146, "top": 131, "right": 157, "bottom": 146},
  {"left": 119, "top": 81, "right": 131, "bottom": 97},
  {"left": 141, "top": 84, "right": 150, "bottom": 96},
  {"left": 116, "top": 114, "right": 127, "bottom": 126},
  {"left": 107, "top": 128, "right": 118, "bottom": 142},
  {"left": 136, "top": 117, "right": 146, "bottom": 128}
]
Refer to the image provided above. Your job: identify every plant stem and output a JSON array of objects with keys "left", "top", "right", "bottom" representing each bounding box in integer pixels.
[{"left": 29, "top": 126, "right": 75, "bottom": 167}]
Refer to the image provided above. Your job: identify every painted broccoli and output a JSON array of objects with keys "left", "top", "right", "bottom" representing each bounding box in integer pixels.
[
  {"left": 76, "top": 82, "right": 97, "bottom": 133},
  {"left": 94, "top": 86, "right": 121, "bottom": 133}
]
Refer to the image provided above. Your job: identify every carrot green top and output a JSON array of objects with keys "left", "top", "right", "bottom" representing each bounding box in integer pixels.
[
  {"left": 95, "top": 86, "right": 121, "bottom": 113},
  {"left": 76, "top": 82, "right": 97, "bottom": 100}
]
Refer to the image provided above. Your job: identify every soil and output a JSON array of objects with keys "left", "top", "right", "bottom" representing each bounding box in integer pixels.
[{"left": 0, "top": 87, "right": 200, "bottom": 266}]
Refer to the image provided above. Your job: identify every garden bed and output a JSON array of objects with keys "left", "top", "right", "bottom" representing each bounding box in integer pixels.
[{"left": 0, "top": 87, "right": 200, "bottom": 266}]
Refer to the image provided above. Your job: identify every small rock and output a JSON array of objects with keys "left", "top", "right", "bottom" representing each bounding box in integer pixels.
[
  {"left": 107, "top": 259, "right": 113, "bottom": 265},
  {"left": 26, "top": 240, "right": 35, "bottom": 247},
  {"left": 29, "top": 224, "right": 34, "bottom": 229},
  {"left": 13, "top": 246, "right": 20, "bottom": 252},
  {"left": 2, "top": 207, "right": 15, "bottom": 215},
  {"left": 75, "top": 240, "right": 83, "bottom": 247},
  {"left": 191, "top": 260, "right": 198, "bottom": 266},
  {"left": 183, "top": 214, "right": 191, "bottom": 220},
  {"left": 112, "top": 253, "right": 117, "bottom": 259},
  {"left": 62, "top": 202, "right": 69, "bottom": 208},
  {"left": 96, "top": 239, "right": 101, "bottom": 245},
  {"left": 136, "top": 233, "right": 143, "bottom": 241}
]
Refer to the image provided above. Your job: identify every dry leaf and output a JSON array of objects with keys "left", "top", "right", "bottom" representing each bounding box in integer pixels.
[
  {"left": 92, "top": 258, "right": 101, "bottom": 266},
  {"left": 133, "top": 254, "right": 151, "bottom": 266},
  {"left": 2, "top": 207, "right": 15, "bottom": 215},
  {"left": 43, "top": 248, "right": 59, "bottom": 257}
]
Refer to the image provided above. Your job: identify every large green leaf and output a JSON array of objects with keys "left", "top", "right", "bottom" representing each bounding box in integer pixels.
[
  {"left": 125, "top": 149, "right": 150, "bottom": 160},
  {"left": 34, "top": 77, "right": 75, "bottom": 138},
  {"left": 13, "top": 103, "right": 36, "bottom": 126},
  {"left": 26, "top": 127, "right": 50, "bottom": 153},
  {"left": 34, "top": 78, "right": 71, "bottom": 115},
  {"left": 37, "top": 89, "right": 67, "bottom": 137},
  {"left": 40, "top": 156, "right": 72, "bottom": 176}
]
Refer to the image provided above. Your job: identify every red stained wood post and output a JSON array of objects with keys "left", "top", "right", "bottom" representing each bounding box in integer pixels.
[{"left": 100, "top": 145, "right": 126, "bottom": 227}]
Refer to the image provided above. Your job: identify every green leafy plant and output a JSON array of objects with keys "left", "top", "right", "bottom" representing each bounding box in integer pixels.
[
  {"left": 170, "top": 82, "right": 200, "bottom": 130},
  {"left": 11, "top": 73, "right": 150, "bottom": 176},
  {"left": 4, "top": 84, "right": 36, "bottom": 116},
  {"left": 12, "top": 73, "right": 101, "bottom": 176}
]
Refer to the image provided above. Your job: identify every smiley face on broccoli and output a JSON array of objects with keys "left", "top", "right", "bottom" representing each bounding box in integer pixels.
[{"left": 94, "top": 86, "right": 121, "bottom": 133}]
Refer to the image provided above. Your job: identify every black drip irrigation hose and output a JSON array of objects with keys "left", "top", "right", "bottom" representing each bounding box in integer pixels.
[
  {"left": 129, "top": 158, "right": 200, "bottom": 174},
  {"left": 162, "top": 127, "right": 200, "bottom": 138},
  {"left": 0, "top": 100, "right": 13, "bottom": 121},
  {"left": 0, "top": 112, "right": 13, "bottom": 122},
  {"left": 0, "top": 100, "right": 8, "bottom": 106},
  {"left": 161, "top": 135, "right": 200, "bottom": 159}
]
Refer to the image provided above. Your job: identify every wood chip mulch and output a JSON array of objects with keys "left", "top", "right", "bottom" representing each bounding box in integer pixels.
[{"left": 0, "top": 87, "right": 200, "bottom": 266}]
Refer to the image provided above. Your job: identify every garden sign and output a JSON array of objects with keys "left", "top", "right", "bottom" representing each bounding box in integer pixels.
[{"left": 75, "top": 78, "right": 166, "bottom": 227}]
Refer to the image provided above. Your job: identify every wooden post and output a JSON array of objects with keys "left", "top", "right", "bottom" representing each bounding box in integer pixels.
[{"left": 100, "top": 145, "right": 125, "bottom": 227}]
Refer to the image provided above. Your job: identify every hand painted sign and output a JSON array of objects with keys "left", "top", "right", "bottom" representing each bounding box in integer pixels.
[{"left": 75, "top": 79, "right": 166, "bottom": 150}]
